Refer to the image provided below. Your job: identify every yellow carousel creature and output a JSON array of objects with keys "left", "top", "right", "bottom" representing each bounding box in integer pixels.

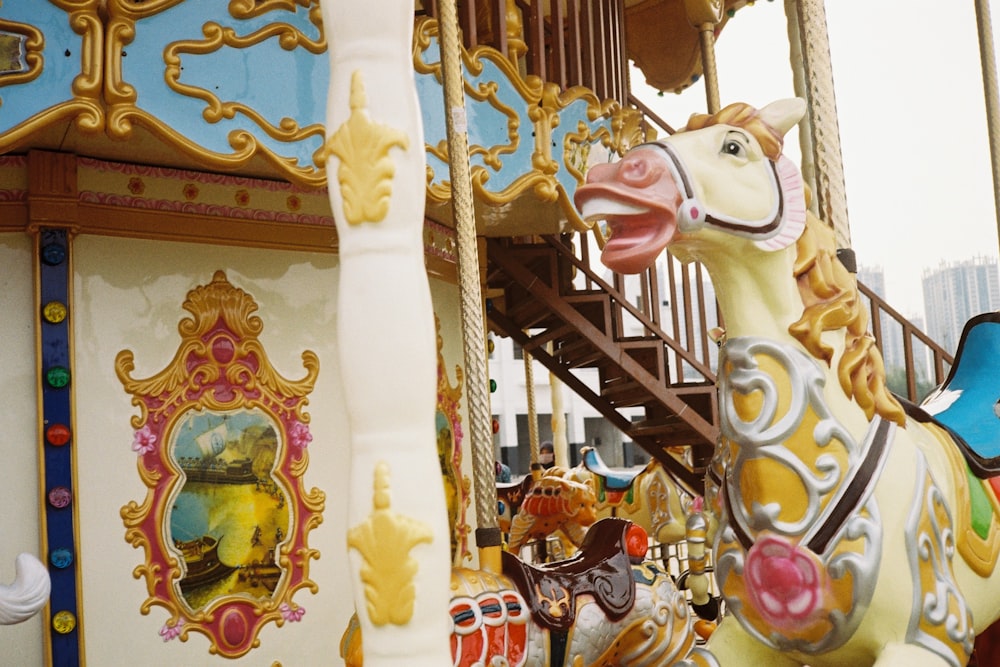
[{"left": 575, "top": 98, "right": 1000, "bottom": 667}]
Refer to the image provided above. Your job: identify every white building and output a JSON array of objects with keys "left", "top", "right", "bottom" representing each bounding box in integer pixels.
[{"left": 922, "top": 257, "right": 1000, "bottom": 354}]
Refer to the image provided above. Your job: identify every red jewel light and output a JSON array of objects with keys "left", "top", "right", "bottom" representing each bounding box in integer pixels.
[{"left": 46, "top": 424, "right": 71, "bottom": 446}]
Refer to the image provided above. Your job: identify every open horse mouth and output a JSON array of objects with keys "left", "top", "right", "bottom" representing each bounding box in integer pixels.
[{"left": 574, "top": 153, "right": 683, "bottom": 274}]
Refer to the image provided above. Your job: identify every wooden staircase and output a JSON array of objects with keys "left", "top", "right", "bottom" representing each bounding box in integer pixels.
[
  {"left": 485, "top": 235, "right": 718, "bottom": 494},
  {"left": 485, "top": 235, "right": 957, "bottom": 497}
]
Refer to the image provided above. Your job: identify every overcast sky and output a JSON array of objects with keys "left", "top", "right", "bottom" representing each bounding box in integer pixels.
[{"left": 632, "top": 0, "right": 1000, "bottom": 319}]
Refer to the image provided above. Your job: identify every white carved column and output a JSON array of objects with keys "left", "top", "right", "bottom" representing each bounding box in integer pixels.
[{"left": 321, "top": 3, "right": 452, "bottom": 665}]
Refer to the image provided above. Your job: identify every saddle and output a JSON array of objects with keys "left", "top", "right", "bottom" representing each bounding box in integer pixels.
[
  {"left": 917, "top": 312, "right": 1000, "bottom": 477},
  {"left": 501, "top": 517, "right": 639, "bottom": 633},
  {"left": 581, "top": 447, "right": 644, "bottom": 504}
]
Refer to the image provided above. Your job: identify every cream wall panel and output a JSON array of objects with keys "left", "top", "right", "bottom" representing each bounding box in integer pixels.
[
  {"left": 0, "top": 233, "right": 45, "bottom": 665},
  {"left": 73, "top": 235, "right": 352, "bottom": 666}
]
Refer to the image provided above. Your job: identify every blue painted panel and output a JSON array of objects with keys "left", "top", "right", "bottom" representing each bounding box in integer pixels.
[{"left": 122, "top": 3, "right": 327, "bottom": 169}]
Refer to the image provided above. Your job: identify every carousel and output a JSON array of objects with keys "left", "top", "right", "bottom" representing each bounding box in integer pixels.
[{"left": 2, "top": 1, "right": 1000, "bottom": 666}]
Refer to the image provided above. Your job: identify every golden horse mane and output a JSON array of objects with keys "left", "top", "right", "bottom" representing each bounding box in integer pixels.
[
  {"left": 789, "top": 213, "right": 906, "bottom": 426},
  {"left": 686, "top": 103, "right": 785, "bottom": 160}
]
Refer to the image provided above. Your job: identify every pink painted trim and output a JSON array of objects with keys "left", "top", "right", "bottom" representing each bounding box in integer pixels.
[
  {"left": 0, "top": 189, "right": 26, "bottom": 202},
  {"left": 77, "top": 156, "right": 327, "bottom": 195},
  {"left": 78, "top": 190, "right": 335, "bottom": 226}
]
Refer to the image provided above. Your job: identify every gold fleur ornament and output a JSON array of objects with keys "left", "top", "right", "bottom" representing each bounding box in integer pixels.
[
  {"left": 325, "top": 71, "right": 410, "bottom": 226},
  {"left": 347, "top": 461, "right": 434, "bottom": 626}
]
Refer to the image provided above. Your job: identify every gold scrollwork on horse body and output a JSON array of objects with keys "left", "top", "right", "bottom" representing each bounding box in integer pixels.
[
  {"left": 934, "top": 421, "right": 1000, "bottom": 577},
  {"left": 904, "top": 451, "right": 975, "bottom": 667},
  {"left": 435, "top": 314, "right": 471, "bottom": 564},
  {"left": 715, "top": 336, "right": 886, "bottom": 653}
]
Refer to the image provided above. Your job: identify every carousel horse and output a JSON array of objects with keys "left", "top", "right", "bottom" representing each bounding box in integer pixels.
[
  {"left": 505, "top": 468, "right": 598, "bottom": 554},
  {"left": 567, "top": 446, "right": 693, "bottom": 546},
  {"left": 0, "top": 552, "right": 50, "bottom": 624},
  {"left": 575, "top": 98, "right": 1000, "bottom": 667},
  {"left": 341, "top": 517, "right": 719, "bottom": 667},
  {"left": 539, "top": 451, "right": 721, "bottom": 624}
]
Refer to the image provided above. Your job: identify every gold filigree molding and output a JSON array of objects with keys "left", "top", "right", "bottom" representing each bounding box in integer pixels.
[
  {"left": 416, "top": 18, "right": 557, "bottom": 209},
  {"left": 118, "top": 270, "right": 325, "bottom": 658},
  {"left": 325, "top": 71, "right": 410, "bottom": 226},
  {"left": 228, "top": 0, "right": 313, "bottom": 20},
  {"left": 116, "top": 271, "right": 320, "bottom": 426},
  {"left": 163, "top": 21, "right": 325, "bottom": 123},
  {"left": 414, "top": 16, "right": 643, "bottom": 231},
  {"left": 0, "top": 21, "right": 42, "bottom": 86},
  {"left": 0, "top": 3, "right": 103, "bottom": 154},
  {"left": 347, "top": 461, "right": 434, "bottom": 626},
  {"left": 105, "top": 0, "right": 327, "bottom": 187},
  {"left": 551, "top": 87, "right": 646, "bottom": 230}
]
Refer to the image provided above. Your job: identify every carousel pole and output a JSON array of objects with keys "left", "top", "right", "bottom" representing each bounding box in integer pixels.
[
  {"left": 784, "top": 0, "right": 853, "bottom": 251},
  {"left": 549, "top": 364, "right": 569, "bottom": 468},
  {"left": 321, "top": 2, "right": 452, "bottom": 665},
  {"left": 437, "top": 0, "right": 505, "bottom": 573},
  {"left": 524, "top": 351, "right": 541, "bottom": 478},
  {"left": 973, "top": 0, "right": 1000, "bottom": 257},
  {"left": 684, "top": 0, "right": 724, "bottom": 114}
]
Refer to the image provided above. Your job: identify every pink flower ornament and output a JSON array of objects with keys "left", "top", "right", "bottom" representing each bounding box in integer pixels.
[
  {"left": 289, "top": 422, "right": 312, "bottom": 450},
  {"left": 743, "top": 533, "right": 829, "bottom": 630},
  {"left": 280, "top": 602, "right": 306, "bottom": 622},
  {"left": 132, "top": 425, "right": 157, "bottom": 456},
  {"left": 159, "top": 622, "right": 183, "bottom": 642}
]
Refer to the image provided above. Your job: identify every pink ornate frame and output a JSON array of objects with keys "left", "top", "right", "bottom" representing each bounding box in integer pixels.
[{"left": 118, "top": 271, "right": 325, "bottom": 658}]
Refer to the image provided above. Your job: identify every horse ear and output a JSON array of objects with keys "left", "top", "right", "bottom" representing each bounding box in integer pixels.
[{"left": 759, "top": 98, "right": 807, "bottom": 137}]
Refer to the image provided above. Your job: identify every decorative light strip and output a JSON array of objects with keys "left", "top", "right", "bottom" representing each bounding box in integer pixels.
[{"left": 37, "top": 227, "right": 80, "bottom": 664}]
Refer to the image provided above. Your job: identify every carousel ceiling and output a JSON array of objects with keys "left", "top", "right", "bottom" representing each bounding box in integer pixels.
[
  {"left": 0, "top": 1, "right": 660, "bottom": 235},
  {"left": 625, "top": 0, "right": 753, "bottom": 93}
]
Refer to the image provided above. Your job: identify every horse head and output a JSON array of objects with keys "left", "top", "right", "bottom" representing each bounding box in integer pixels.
[{"left": 575, "top": 98, "right": 807, "bottom": 274}]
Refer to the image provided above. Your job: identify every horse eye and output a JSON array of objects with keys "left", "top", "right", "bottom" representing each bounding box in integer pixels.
[{"left": 723, "top": 140, "right": 744, "bottom": 156}]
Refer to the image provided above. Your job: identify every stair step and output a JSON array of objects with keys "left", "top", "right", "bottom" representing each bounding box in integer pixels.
[
  {"left": 564, "top": 293, "right": 611, "bottom": 330},
  {"left": 484, "top": 236, "right": 722, "bottom": 494},
  {"left": 506, "top": 298, "right": 562, "bottom": 329},
  {"left": 600, "top": 379, "right": 649, "bottom": 407},
  {"left": 619, "top": 341, "right": 667, "bottom": 380},
  {"left": 629, "top": 417, "right": 683, "bottom": 438},
  {"left": 553, "top": 337, "right": 605, "bottom": 369}
]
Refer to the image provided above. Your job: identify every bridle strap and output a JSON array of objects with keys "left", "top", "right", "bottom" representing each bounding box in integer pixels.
[{"left": 643, "top": 140, "right": 786, "bottom": 239}]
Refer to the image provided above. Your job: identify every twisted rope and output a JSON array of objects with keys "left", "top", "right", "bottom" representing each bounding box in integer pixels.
[
  {"left": 975, "top": 0, "right": 1000, "bottom": 256},
  {"left": 524, "top": 350, "right": 539, "bottom": 467},
  {"left": 785, "top": 0, "right": 851, "bottom": 248},
  {"left": 437, "top": 0, "right": 501, "bottom": 543}
]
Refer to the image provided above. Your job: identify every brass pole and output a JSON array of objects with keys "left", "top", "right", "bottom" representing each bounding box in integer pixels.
[
  {"left": 683, "top": 0, "right": 724, "bottom": 113},
  {"left": 697, "top": 24, "right": 721, "bottom": 114}
]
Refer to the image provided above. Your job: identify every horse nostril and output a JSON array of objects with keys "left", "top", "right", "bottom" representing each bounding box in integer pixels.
[{"left": 619, "top": 154, "right": 659, "bottom": 186}]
